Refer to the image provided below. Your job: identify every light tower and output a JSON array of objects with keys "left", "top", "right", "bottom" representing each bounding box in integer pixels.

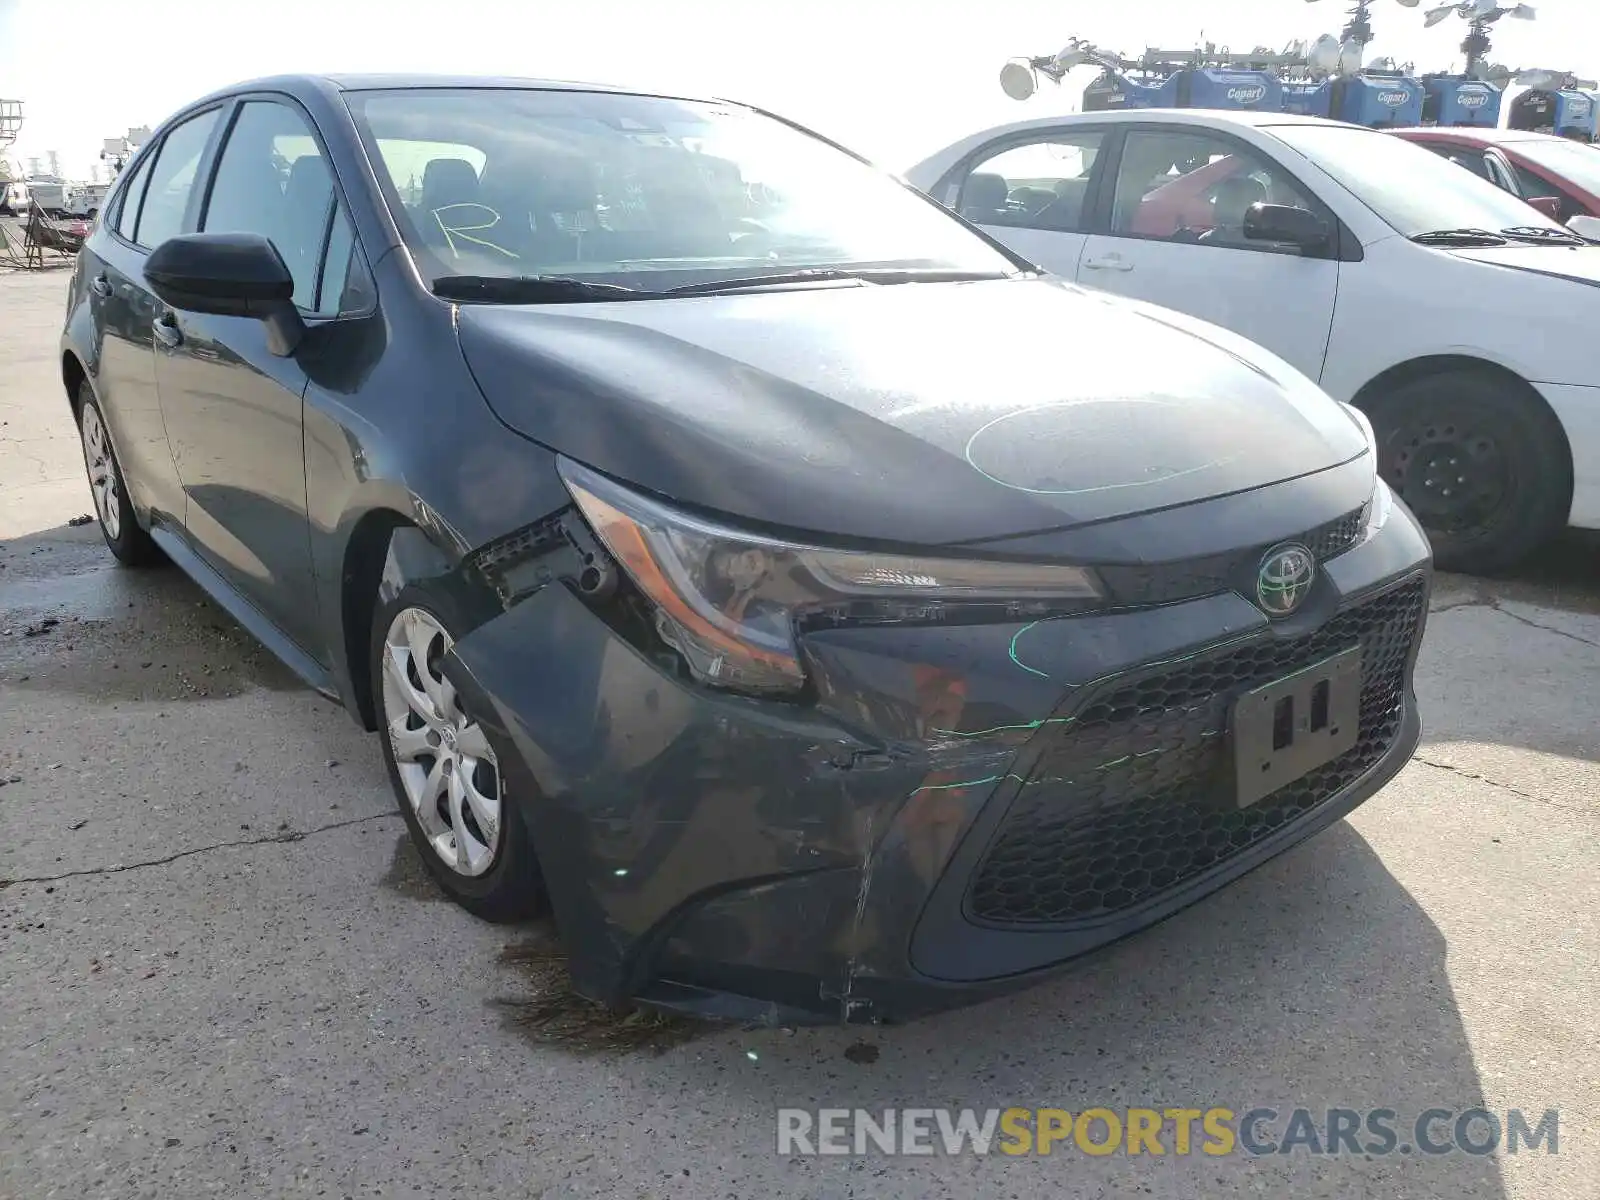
[{"left": 1422, "top": 0, "right": 1536, "bottom": 78}]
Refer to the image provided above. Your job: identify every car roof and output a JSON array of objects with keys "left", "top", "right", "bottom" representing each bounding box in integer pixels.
[
  {"left": 944, "top": 107, "right": 1371, "bottom": 142},
  {"left": 1388, "top": 125, "right": 1566, "bottom": 147},
  {"left": 170, "top": 72, "right": 725, "bottom": 115}
]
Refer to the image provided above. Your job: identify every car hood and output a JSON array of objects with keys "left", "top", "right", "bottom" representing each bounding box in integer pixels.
[
  {"left": 456, "top": 277, "right": 1368, "bottom": 547},
  {"left": 1449, "top": 243, "right": 1600, "bottom": 286}
]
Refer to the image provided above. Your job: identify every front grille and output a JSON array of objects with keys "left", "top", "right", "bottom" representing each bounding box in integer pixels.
[
  {"left": 1304, "top": 508, "right": 1367, "bottom": 561},
  {"left": 1097, "top": 505, "right": 1368, "bottom": 607},
  {"left": 966, "top": 575, "right": 1425, "bottom": 928}
]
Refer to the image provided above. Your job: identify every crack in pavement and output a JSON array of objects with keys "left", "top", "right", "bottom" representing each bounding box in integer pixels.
[
  {"left": 1429, "top": 594, "right": 1600, "bottom": 650},
  {"left": 1412, "top": 754, "right": 1592, "bottom": 814},
  {"left": 0, "top": 812, "right": 399, "bottom": 888}
]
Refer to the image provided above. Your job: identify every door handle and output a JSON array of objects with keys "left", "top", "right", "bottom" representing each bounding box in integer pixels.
[
  {"left": 152, "top": 313, "right": 183, "bottom": 348},
  {"left": 1082, "top": 256, "right": 1134, "bottom": 273},
  {"left": 90, "top": 274, "right": 112, "bottom": 298}
]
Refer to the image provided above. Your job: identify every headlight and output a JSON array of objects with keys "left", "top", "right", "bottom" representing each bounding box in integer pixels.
[
  {"left": 1337, "top": 403, "right": 1393, "bottom": 539},
  {"left": 1365, "top": 475, "right": 1394, "bottom": 539},
  {"left": 559, "top": 458, "right": 1103, "bottom": 695}
]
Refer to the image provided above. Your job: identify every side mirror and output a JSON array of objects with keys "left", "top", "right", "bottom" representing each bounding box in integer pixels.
[
  {"left": 1243, "top": 203, "right": 1331, "bottom": 253},
  {"left": 1568, "top": 213, "right": 1600, "bottom": 242},
  {"left": 1526, "top": 194, "right": 1563, "bottom": 220},
  {"left": 145, "top": 233, "right": 305, "bottom": 356}
]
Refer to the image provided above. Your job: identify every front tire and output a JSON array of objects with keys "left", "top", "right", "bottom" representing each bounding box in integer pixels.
[
  {"left": 370, "top": 587, "right": 546, "bottom": 922},
  {"left": 76, "top": 384, "right": 161, "bottom": 566},
  {"left": 1364, "top": 370, "right": 1571, "bottom": 575}
]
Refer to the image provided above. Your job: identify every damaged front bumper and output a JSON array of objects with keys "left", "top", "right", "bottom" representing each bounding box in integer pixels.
[{"left": 443, "top": 499, "right": 1432, "bottom": 1026}]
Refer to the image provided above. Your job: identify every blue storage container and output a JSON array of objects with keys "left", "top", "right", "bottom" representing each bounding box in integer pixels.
[
  {"left": 1185, "top": 69, "right": 1283, "bottom": 112},
  {"left": 1552, "top": 89, "right": 1598, "bottom": 139},
  {"left": 1282, "top": 80, "right": 1333, "bottom": 117},
  {"left": 1422, "top": 77, "right": 1502, "bottom": 127},
  {"left": 1081, "top": 72, "right": 1180, "bottom": 112},
  {"left": 1339, "top": 76, "right": 1424, "bottom": 128}
]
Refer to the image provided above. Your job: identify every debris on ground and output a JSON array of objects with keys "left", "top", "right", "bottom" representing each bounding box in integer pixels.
[
  {"left": 67, "top": 514, "right": 95, "bottom": 527},
  {"left": 491, "top": 936, "right": 710, "bottom": 1055},
  {"left": 21, "top": 617, "right": 60, "bottom": 637},
  {"left": 844, "top": 1041, "right": 881, "bottom": 1064}
]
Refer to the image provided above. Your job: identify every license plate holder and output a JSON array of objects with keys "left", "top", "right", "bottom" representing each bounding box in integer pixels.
[{"left": 1231, "top": 645, "right": 1362, "bottom": 809}]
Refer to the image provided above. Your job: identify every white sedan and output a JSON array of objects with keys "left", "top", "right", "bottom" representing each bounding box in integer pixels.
[{"left": 906, "top": 110, "right": 1600, "bottom": 573}]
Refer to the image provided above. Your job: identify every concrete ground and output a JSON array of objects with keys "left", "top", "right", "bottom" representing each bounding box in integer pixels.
[{"left": 2, "top": 267, "right": 1597, "bottom": 1199}]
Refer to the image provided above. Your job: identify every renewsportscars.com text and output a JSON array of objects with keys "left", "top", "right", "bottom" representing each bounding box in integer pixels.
[{"left": 776, "top": 1106, "right": 1560, "bottom": 1157}]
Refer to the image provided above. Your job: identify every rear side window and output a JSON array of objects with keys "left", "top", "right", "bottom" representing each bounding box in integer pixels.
[
  {"left": 135, "top": 109, "right": 221, "bottom": 248},
  {"left": 1425, "top": 144, "right": 1493, "bottom": 182},
  {"left": 955, "top": 132, "right": 1106, "bottom": 232},
  {"left": 112, "top": 153, "right": 154, "bottom": 242},
  {"left": 202, "top": 100, "right": 336, "bottom": 311}
]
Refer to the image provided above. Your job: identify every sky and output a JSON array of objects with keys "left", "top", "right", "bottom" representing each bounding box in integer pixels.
[{"left": 2, "top": 0, "right": 1598, "bottom": 179}]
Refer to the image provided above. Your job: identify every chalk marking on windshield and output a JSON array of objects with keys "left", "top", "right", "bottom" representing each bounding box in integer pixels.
[{"left": 432, "top": 203, "right": 519, "bottom": 260}]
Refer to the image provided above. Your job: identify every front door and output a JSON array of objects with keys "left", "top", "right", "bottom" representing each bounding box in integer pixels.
[
  {"left": 946, "top": 127, "right": 1110, "bottom": 278},
  {"left": 85, "top": 108, "right": 224, "bottom": 530},
  {"left": 153, "top": 97, "right": 340, "bottom": 656},
  {"left": 1075, "top": 126, "right": 1340, "bottom": 383}
]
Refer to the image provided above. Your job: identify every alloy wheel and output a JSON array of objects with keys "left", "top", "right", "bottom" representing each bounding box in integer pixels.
[
  {"left": 79, "top": 403, "right": 121, "bottom": 541},
  {"left": 379, "top": 607, "right": 502, "bottom": 877}
]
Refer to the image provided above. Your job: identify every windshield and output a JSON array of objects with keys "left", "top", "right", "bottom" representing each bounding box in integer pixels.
[
  {"left": 1509, "top": 136, "right": 1600, "bottom": 198},
  {"left": 1267, "top": 123, "right": 1568, "bottom": 238},
  {"left": 344, "top": 88, "right": 1018, "bottom": 291}
]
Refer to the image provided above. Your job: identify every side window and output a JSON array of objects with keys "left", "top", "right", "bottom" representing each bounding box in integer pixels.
[
  {"left": 111, "top": 152, "right": 154, "bottom": 242},
  {"left": 134, "top": 109, "right": 221, "bottom": 249},
  {"left": 955, "top": 132, "right": 1106, "bottom": 233},
  {"left": 203, "top": 100, "right": 335, "bottom": 311},
  {"left": 1111, "top": 129, "right": 1322, "bottom": 252},
  {"left": 1512, "top": 165, "right": 1558, "bottom": 201},
  {"left": 1509, "top": 164, "right": 1580, "bottom": 220},
  {"left": 1427, "top": 144, "right": 1493, "bottom": 182},
  {"left": 314, "top": 206, "right": 376, "bottom": 316}
]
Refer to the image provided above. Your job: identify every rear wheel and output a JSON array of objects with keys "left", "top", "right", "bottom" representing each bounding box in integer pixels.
[
  {"left": 370, "top": 587, "right": 545, "bottom": 922},
  {"left": 76, "top": 384, "right": 160, "bottom": 566},
  {"left": 1364, "top": 370, "right": 1570, "bottom": 575}
]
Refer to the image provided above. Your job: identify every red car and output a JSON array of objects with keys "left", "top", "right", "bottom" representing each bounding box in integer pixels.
[{"left": 1389, "top": 126, "right": 1600, "bottom": 238}]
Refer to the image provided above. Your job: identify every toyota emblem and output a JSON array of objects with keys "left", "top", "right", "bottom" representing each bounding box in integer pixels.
[{"left": 1256, "top": 543, "right": 1316, "bottom": 617}]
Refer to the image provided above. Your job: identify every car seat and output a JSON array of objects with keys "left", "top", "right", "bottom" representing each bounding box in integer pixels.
[
  {"left": 279, "top": 155, "right": 333, "bottom": 296},
  {"left": 418, "top": 158, "right": 487, "bottom": 257},
  {"left": 959, "top": 172, "right": 1012, "bottom": 224}
]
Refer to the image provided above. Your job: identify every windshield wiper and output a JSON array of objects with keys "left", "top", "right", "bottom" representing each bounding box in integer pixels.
[
  {"left": 659, "top": 267, "right": 1016, "bottom": 296},
  {"left": 1499, "top": 225, "right": 1588, "bottom": 246},
  {"left": 432, "top": 275, "right": 647, "bottom": 302},
  {"left": 1410, "top": 228, "right": 1509, "bottom": 247}
]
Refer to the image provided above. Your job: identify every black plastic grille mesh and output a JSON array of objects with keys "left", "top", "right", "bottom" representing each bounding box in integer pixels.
[
  {"left": 966, "top": 576, "right": 1426, "bottom": 928},
  {"left": 1098, "top": 506, "right": 1368, "bottom": 607},
  {"left": 1304, "top": 508, "right": 1367, "bottom": 562}
]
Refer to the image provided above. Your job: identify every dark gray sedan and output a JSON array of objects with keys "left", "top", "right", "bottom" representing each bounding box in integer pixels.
[{"left": 60, "top": 74, "right": 1431, "bottom": 1024}]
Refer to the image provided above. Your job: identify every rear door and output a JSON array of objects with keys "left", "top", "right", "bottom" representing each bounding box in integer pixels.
[
  {"left": 1075, "top": 123, "right": 1341, "bottom": 382},
  {"left": 153, "top": 96, "right": 346, "bottom": 657},
  {"left": 937, "top": 126, "right": 1111, "bottom": 276},
  {"left": 84, "top": 106, "right": 225, "bottom": 531}
]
